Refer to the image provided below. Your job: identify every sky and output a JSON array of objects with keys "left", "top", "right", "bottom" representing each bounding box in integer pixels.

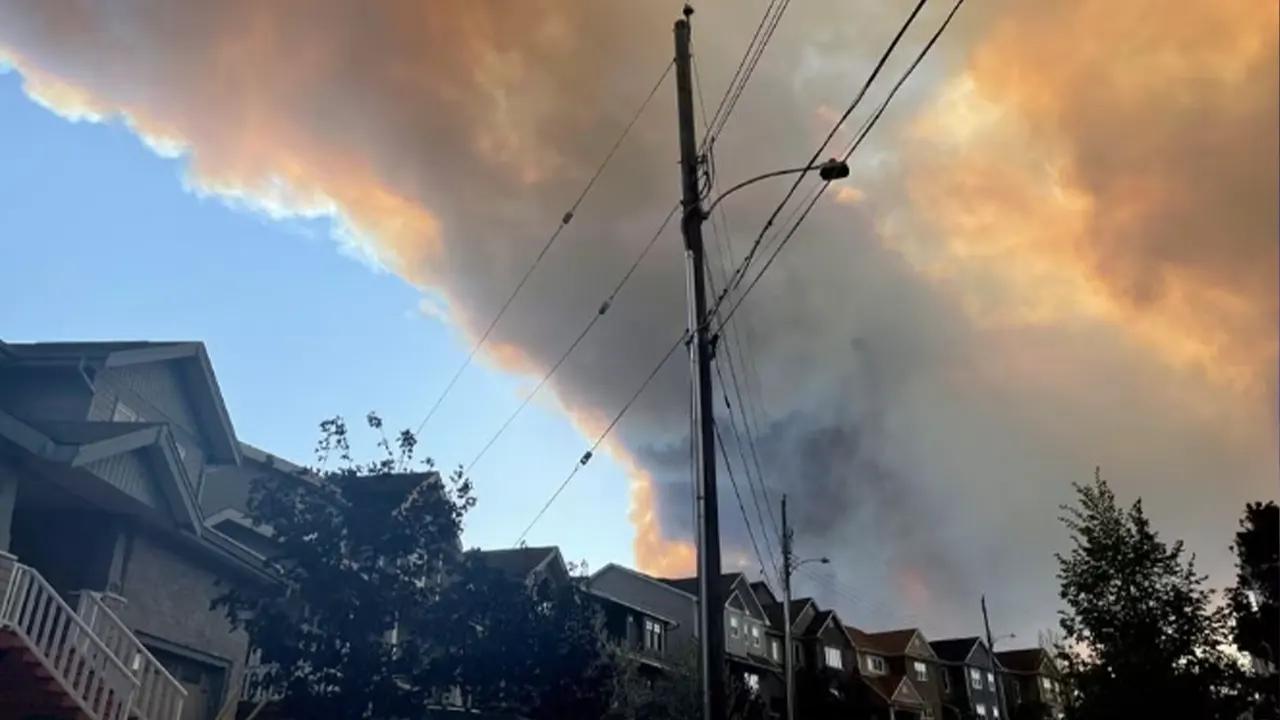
[{"left": 0, "top": 0, "right": 1275, "bottom": 642}]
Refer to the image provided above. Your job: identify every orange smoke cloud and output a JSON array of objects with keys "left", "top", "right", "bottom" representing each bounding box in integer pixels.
[{"left": 901, "top": 0, "right": 1278, "bottom": 397}]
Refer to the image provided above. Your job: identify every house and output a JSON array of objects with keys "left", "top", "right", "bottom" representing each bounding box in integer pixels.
[
  {"left": 658, "top": 572, "right": 783, "bottom": 713},
  {"left": 0, "top": 340, "right": 275, "bottom": 720},
  {"left": 930, "top": 637, "right": 1005, "bottom": 720},
  {"left": 774, "top": 599, "right": 862, "bottom": 719},
  {"left": 850, "top": 626, "right": 944, "bottom": 720},
  {"left": 995, "top": 648, "right": 1063, "bottom": 720}
]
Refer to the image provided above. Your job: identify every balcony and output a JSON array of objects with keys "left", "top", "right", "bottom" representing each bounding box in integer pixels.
[{"left": 0, "top": 552, "right": 186, "bottom": 719}]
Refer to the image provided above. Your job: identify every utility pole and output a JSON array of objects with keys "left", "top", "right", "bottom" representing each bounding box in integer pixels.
[
  {"left": 982, "top": 595, "right": 1009, "bottom": 720},
  {"left": 674, "top": 9, "right": 725, "bottom": 720},
  {"left": 781, "top": 495, "right": 796, "bottom": 720}
]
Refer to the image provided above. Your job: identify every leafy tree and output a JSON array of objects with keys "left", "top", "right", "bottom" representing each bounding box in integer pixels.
[
  {"left": 605, "top": 645, "right": 701, "bottom": 720},
  {"left": 215, "top": 414, "right": 613, "bottom": 719},
  {"left": 1228, "top": 501, "right": 1279, "bottom": 719},
  {"left": 1054, "top": 469, "right": 1243, "bottom": 720}
]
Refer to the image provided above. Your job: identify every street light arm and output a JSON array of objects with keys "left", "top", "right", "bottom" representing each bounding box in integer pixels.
[{"left": 703, "top": 160, "right": 849, "bottom": 217}]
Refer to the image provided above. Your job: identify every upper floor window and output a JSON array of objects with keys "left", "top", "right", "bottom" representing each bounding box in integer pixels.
[
  {"left": 943, "top": 669, "right": 952, "bottom": 691},
  {"left": 729, "top": 614, "right": 740, "bottom": 638},
  {"left": 970, "top": 667, "right": 983, "bottom": 689},
  {"left": 112, "top": 400, "right": 139, "bottom": 422},
  {"left": 992, "top": 707, "right": 1001, "bottom": 718},
  {"left": 744, "top": 672, "right": 760, "bottom": 695},
  {"left": 823, "top": 646, "right": 843, "bottom": 670},
  {"left": 976, "top": 703, "right": 988, "bottom": 718},
  {"left": 866, "top": 655, "right": 887, "bottom": 674},
  {"left": 1040, "top": 676, "right": 1053, "bottom": 694},
  {"left": 987, "top": 671, "right": 996, "bottom": 689},
  {"left": 913, "top": 660, "right": 928, "bottom": 681},
  {"left": 770, "top": 638, "right": 781, "bottom": 662},
  {"left": 644, "top": 617, "right": 664, "bottom": 653},
  {"left": 750, "top": 624, "right": 761, "bottom": 647}
]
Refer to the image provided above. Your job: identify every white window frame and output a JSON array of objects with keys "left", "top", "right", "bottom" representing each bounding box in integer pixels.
[
  {"left": 770, "top": 638, "right": 781, "bottom": 662},
  {"left": 970, "top": 667, "right": 983, "bottom": 689},
  {"left": 751, "top": 623, "right": 761, "bottom": 648},
  {"left": 992, "top": 707, "right": 1001, "bottom": 719},
  {"left": 914, "top": 660, "right": 929, "bottom": 682},
  {"left": 823, "top": 646, "right": 843, "bottom": 670},
  {"left": 643, "top": 617, "right": 664, "bottom": 652},
  {"left": 987, "top": 671, "right": 996, "bottom": 689},
  {"left": 866, "top": 655, "right": 887, "bottom": 674},
  {"left": 729, "top": 614, "right": 740, "bottom": 638},
  {"left": 976, "top": 702, "right": 988, "bottom": 718}
]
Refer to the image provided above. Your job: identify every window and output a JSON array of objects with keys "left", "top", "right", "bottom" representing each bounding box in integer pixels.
[
  {"left": 1041, "top": 676, "right": 1053, "bottom": 695},
  {"left": 729, "top": 614, "right": 740, "bottom": 638},
  {"left": 987, "top": 671, "right": 996, "bottom": 689},
  {"left": 770, "top": 638, "right": 781, "bottom": 662},
  {"left": 970, "top": 667, "right": 983, "bottom": 689},
  {"left": 644, "top": 617, "right": 664, "bottom": 653},
  {"left": 943, "top": 670, "right": 952, "bottom": 691},
  {"left": 866, "top": 655, "right": 887, "bottom": 674},
  {"left": 992, "top": 707, "right": 1001, "bottom": 718},
  {"left": 112, "top": 400, "right": 139, "bottom": 422},
  {"left": 751, "top": 624, "right": 761, "bottom": 648},
  {"left": 976, "top": 703, "right": 988, "bottom": 718},
  {"left": 744, "top": 672, "right": 760, "bottom": 695},
  {"left": 823, "top": 646, "right": 843, "bottom": 669},
  {"left": 914, "top": 660, "right": 929, "bottom": 682},
  {"left": 922, "top": 710, "right": 934, "bottom": 720}
]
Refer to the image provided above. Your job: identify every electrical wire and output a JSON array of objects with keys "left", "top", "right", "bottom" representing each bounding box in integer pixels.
[
  {"left": 513, "top": 329, "right": 688, "bottom": 546},
  {"left": 466, "top": 202, "right": 679, "bottom": 474},
  {"left": 713, "top": 0, "right": 967, "bottom": 335},
  {"left": 414, "top": 59, "right": 675, "bottom": 436},
  {"left": 705, "top": 0, "right": 930, "bottom": 322},
  {"left": 713, "top": 417, "right": 776, "bottom": 591}
]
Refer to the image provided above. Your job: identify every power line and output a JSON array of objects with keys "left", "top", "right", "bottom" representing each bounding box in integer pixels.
[
  {"left": 713, "top": 355, "right": 779, "bottom": 574},
  {"left": 713, "top": 417, "right": 776, "bottom": 591},
  {"left": 514, "top": 329, "right": 688, "bottom": 546},
  {"left": 706, "top": 0, "right": 930, "bottom": 321},
  {"left": 707, "top": 0, "right": 792, "bottom": 146},
  {"left": 466, "top": 202, "right": 680, "bottom": 474},
  {"left": 694, "top": 53, "right": 782, "bottom": 542},
  {"left": 415, "top": 59, "right": 675, "bottom": 436},
  {"left": 698, "top": 0, "right": 790, "bottom": 148},
  {"left": 713, "top": 0, "right": 967, "bottom": 335}
]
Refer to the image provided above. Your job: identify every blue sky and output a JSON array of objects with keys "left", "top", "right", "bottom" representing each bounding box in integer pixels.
[{"left": 0, "top": 70, "right": 633, "bottom": 570}]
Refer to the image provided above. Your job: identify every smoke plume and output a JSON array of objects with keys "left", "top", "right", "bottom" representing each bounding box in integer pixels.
[{"left": 1, "top": 0, "right": 1274, "bottom": 637}]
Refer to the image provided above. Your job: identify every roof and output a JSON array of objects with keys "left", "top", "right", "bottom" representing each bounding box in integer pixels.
[
  {"left": 931, "top": 636, "right": 983, "bottom": 663},
  {"left": 997, "top": 648, "right": 1053, "bottom": 674},
  {"left": 474, "top": 546, "right": 562, "bottom": 581},
  {"left": 803, "top": 609, "right": 835, "bottom": 637},
  {"left": 749, "top": 580, "right": 777, "bottom": 607},
  {"left": 2, "top": 340, "right": 240, "bottom": 463},
  {"left": 763, "top": 597, "right": 814, "bottom": 631},
  {"left": 658, "top": 572, "right": 745, "bottom": 603},
  {"left": 855, "top": 628, "right": 930, "bottom": 656}
]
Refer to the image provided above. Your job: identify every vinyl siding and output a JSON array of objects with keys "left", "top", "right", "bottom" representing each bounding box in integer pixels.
[{"left": 84, "top": 450, "right": 162, "bottom": 508}]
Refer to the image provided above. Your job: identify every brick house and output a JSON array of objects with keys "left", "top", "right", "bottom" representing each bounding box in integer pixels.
[{"left": 0, "top": 340, "right": 276, "bottom": 720}]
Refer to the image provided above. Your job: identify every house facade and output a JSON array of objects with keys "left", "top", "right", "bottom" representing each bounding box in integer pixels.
[
  {"left": 851, "top": 627, "right": 945, "bottom": 720},
  {"left": 0, "top": 341, "right": 275, "bottom": 720},
  {"left": 996, "top": 648, "right": 1063, "bottom": 720},
  {"left": 930, "top": 637, "right": 1005, "bottom": 720}
]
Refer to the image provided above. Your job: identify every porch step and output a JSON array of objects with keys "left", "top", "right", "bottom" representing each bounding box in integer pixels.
[{"left": 0, "top": 633, "right": 91, "bottom": 719}]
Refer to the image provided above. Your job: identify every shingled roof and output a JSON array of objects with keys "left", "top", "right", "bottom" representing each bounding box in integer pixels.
[
  {"left": 997, "top": 648, "right": 1053, "bottom": 674},
  {"left": 931, "top": 636, "right": 983, "bottom": 663}
]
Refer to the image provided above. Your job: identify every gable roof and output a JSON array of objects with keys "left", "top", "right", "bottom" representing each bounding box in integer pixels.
[
  {"left": 659, "top": 572, "right": 758, "bottom": 613},
  {"left": 763, "top": 597, "right": 815, "bottom": 632},
  {"left": 749, "top": 580, "right": 777, "bottom": 607},
  {"left": 2, "top": 341, "right": 239, "bottom": 463},
  {"left": 855, "top": 628, "right": 936, "bottom": 659},
  {"left": 997, "top": 648, "right": 1057, "bottom": 675},
  {"left": 931, "top": 636, "right": 984, "bottom": 664},
  {"left": 588, "top": 562, "right": 698, "bottom": 599},
  {"left": 0, "top": 410, "right": 201, "bottom": 532},
  {"left": 475, "top": 546, "right": 564, "bottom": 582}
]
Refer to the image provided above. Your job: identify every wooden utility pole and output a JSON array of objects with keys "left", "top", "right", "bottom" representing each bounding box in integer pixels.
[
  {"left": 982, "top": 594, "right": 1010, "bottom": 720},
  {"left": 674, "top": 9, "right": 725, "bottom": 720},
  {"left": 781, "top": 495, "right": 796, "bottom": 720}
]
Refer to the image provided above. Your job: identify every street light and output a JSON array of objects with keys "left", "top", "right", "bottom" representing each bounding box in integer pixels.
[{"left": 703, "top": 158, "right": 850, "bottom": 218}]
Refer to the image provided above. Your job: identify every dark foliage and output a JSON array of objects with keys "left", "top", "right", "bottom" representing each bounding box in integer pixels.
[
  {"left": 1228, "top": 501, "right": 1279, "bottom": 719},
  {"left": 1054, "top": 469, "right": 1244, "bottom": 720},
  {"left": 214, "top": 414, "right": 613, "bottom": 719}
]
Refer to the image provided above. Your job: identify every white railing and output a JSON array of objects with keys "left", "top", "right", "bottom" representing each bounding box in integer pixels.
[
  {"left": 0, "top": 562, "right": 138, "bottom": 720},
  {"left": 76, "top": 591, "right": 187, "bottom": 720}
]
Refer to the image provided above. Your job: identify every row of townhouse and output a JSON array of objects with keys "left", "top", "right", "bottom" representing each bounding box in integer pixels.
[
  {"left": 0, "top": 338, "right": 1064, "bottom": 720},
  {"left": 584, "top": 562, "right": 1065, "bottom": 720}
]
